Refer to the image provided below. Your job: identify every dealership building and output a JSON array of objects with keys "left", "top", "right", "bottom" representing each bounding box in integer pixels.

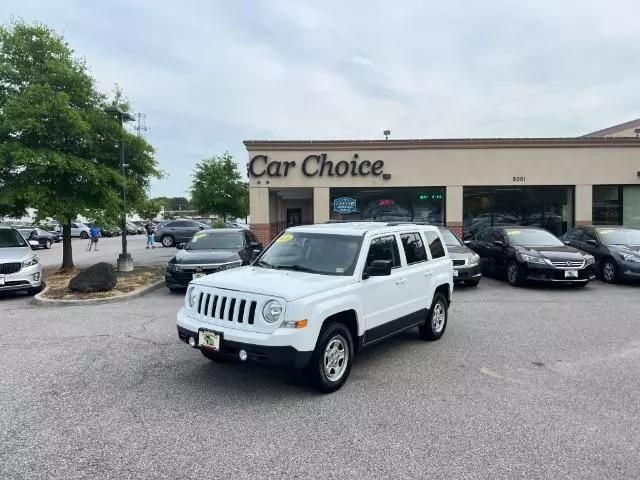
[{"left": 246, "top": 118, "right": 640, "bottom": 243}]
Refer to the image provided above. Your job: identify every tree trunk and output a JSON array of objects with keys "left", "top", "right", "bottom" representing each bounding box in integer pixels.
[{"left": 61, "top": 220, "right": 74, "bottom": 271}]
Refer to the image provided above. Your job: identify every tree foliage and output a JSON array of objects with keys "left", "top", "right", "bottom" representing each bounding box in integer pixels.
[
  {"left": 190, "top": 152, "right": 246, "bottom": 220},
  {"left": 0, "top": 21, "right": 160, "bottom": 269},
  {"left": 136, "top": 199, "right": 162, "bottom": 220}
]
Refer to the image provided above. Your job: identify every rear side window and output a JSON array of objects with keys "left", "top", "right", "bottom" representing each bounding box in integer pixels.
[
  {"left": 400, "top": 232, "right": 428, "bottom": 264},
  {"left": 366, "top": 236, "right": 401, "bottom": 269},
  {"left": 423, "top": 231, "right": 445, "bottom": 259}
]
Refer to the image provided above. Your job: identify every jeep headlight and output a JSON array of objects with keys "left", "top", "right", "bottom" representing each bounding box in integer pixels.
[
  {"left": 520, "top": 254, "right": 547, "bottom": 265},
  {"left": 262, "top": 300, "right": 283, "bottom": 323},
  {"left": 22, "top": 255, "right": 39, "bottom": 267},
  {"left": 187, "top": 286, "right": 198, "bottom": 308},
  {"left": 620, "top": 252, "right": 640, "bottom": 263}
]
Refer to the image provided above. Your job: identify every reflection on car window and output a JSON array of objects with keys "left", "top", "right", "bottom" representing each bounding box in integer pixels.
[
  {"left": 366, "top": 236, "right": 401, "bottom": 269},
  {"left": 440, "top": 229, "right": 462, "bottom": 246},
  {"left": 423, "top": 231, "right": 445, "bottom": 258},
  {"left": 504, "top": 228, "right": 563, "bottom": 247},
  {"left": 0, "top": 229, "right": 28, "bottom": 248},
  {"left": 188, "top": 232, "right": 244, "bottom": 250},
  {"left": 400, "top": 233, "right": 428, "bottom": 264},
  {"left": 597, "top": 228, "right": 640, "bottom": 245}
]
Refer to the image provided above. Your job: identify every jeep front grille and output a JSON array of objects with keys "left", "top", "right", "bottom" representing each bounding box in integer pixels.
[
  {"left": 0, "top": 262, "right": 21, "bottom": 275},
  {"left": 196, "top": 292, "right": 257, "bottom": 325}
]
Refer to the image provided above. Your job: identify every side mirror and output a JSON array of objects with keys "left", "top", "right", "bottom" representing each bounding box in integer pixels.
[
  {"left": 365, "top": 259, "right": 393, "bottom": 278},
  {"left": 176, "top": 243, "right": 184, "bottom": 250},
  {"left": 586, "top": 239, "right": 598, "bottom": 246},
  {"left": 251, "top": 249, "right": 261, "bottom": 261},
  {"left": 493, "top": 240, "right": 505, "bottom": 248}
]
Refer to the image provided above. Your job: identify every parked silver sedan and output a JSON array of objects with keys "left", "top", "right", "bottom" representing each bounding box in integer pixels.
[{"left": 439, "top": 227, "right": 482, "bottom": 287}]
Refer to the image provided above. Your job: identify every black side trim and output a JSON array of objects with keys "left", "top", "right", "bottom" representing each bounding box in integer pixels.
[{"left": 363, "top": 309, "right": 427, "bottom": 345}]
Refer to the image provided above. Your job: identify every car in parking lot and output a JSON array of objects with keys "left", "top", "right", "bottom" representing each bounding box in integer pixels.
[
  {"left": 439, "top": 227, "right": 481, "bottom": 286},
  {"left": 176, "top": 222, "right": 453, "bottom": 393},
  {"left": 165, "top": 228, "right": 262, "bottom": 291},
  {"left": 563, "top": 225, "right": 640, "bottom": 283},
  {"left": 467, "top": 226, "right": 595, "bottom": 286},
  {"left": 17, "top": 227, "right": 56, "bottom": 249},
  {"left": 54, "top": 221, "right": 91, "bottom": 239},
  {"left": 156, "top": 219, "right": 209, "bottom": 247},
  {"left": 0, "top": 224, "right": 43, "bottom": 295}
]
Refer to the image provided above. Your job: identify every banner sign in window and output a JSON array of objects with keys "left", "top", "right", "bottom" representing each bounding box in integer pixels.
[{"left": 333, "top": 197, "right": 357, "bottom": 214}]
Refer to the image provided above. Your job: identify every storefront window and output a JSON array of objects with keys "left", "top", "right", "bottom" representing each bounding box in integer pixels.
[
  {"left": 463, "top": 186, "right": 574, "bottom": 240},
  {"left": 330, "top": 188, "right": 445, "bottom": 225},
  {"left": 593, "top": 185, "right": 640, "bottom": 227}
]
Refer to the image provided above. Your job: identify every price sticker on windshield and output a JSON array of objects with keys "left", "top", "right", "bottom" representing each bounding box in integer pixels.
[
  {"left": 598, "top": 229, "right": 613, "bottom": 235},
  {"left": 506, "top": 230, "right": 521, "bottom": 235},
  {"left": 191, "top": 233, "right": 207, "bottom": 242},
  {"left": 276, "top": 233, "right": 294, "bottom": 243}
]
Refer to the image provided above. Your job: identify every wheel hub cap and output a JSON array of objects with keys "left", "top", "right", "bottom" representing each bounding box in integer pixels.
[
  {"left": 431, "top": 302, "right": 446, "bottom": 333},
  {"left": 324, "top": 335, "right": 348, "bottom": 382}
]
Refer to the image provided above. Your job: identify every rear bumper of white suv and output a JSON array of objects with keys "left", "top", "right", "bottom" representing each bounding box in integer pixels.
[
  {"left": 176, "top": 307, "right": 313, "bottom": 369},
  {"left": 0, "top": 263, "right": 42, "bottom": 293}
]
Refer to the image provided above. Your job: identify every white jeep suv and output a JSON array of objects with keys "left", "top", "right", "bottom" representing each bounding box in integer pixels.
[{"left": 176, "top": 222, "right": 454, "bottom": 393}]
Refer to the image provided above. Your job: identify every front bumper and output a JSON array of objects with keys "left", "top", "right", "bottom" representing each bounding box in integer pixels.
[
  {"left": 454, "top": 263, "right": 482, "bottom": 282},
  {"left": 0, "top": 263, "right": 42, "bottom": 292},
  {"left": 619, "top": 260, "right": 640, "bottom": 280},
  {"left": 177, "top": 308, "right": 313, "bottom": 369},
  {"left": 165, "top": 270, "right": 193, "bottom": 289},
  {"left": 523, "top": 263, "right": 595, "bottom": 284},
  {"left": 177, "top": 325, "right": 312, "bottom": 369}
]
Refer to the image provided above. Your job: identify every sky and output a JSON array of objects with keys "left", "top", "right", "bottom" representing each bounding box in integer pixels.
[{"left": 2, "top": 0, "right": 639, "bottom": 197}]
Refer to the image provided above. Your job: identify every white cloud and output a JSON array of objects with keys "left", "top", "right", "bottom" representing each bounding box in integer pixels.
[{"left": 2, "top": 0, "right": 639, "bottom": 196}]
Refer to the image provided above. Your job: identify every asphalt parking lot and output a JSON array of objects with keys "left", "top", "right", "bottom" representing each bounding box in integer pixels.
[{"left": 1, "top": 276, "right": 639, "bottom": 479}]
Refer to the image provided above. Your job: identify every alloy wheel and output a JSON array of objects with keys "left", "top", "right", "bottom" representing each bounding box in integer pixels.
[
  {"left": 431, "top": 301, "right": 446, "bottom": 333},
  {"left": 323, "top": 335, "right": 348, "bottom": 382},
  {"left": 603, "top": 262, "right": 616, "bottom": 283},
  {"left": 507, "top": 263, "right": 518, "bottom": 284}
]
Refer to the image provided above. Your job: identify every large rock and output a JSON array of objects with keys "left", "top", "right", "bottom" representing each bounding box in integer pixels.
[{"left": 69, "top": 262, "right": 117, "bottom": 293}]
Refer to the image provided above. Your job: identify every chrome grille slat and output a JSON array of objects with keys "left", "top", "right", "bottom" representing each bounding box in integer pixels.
[{"left": 550, "top": 260, "right": 585, "bottom": 269}]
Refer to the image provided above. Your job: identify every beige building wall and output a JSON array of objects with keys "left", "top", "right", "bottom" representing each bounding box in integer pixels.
[{"left": 247, "top": 138, "right": 640, "bottom": 239}]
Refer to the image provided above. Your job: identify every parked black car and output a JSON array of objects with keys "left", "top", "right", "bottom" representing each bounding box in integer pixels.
[
  {"left": 563, "top": 225, "right": 640, "bottom": 283},
  {"left": 17, "top": 227, "right": 56, "bottom": 249},
  {"left": 467, "top": 226, "right": 596, "bottom": 286},
  {"left": 156, "top": 219, "right": 210, "bottom": 248},
  {"left": 165, "top": 228, "right": 262, "bottom": 291},
  {"left": 439, "top": 227, "right": 482, "bottom": 286}
]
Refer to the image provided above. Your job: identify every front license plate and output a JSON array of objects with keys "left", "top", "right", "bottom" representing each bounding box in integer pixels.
[
  {"left": 198, "top": 330, "right": 221, "bottom": 351},
  {"left": 565, "top": 270, "right": 578, "bottom": 278},
  {"left": 453, "top": 270, "right": 459, "bottom": 277},
  {"left": 193, "top": 272, "right": 206, "bottom": 279}
]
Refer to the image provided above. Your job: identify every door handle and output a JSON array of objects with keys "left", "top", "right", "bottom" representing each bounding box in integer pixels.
[{"left": 395, "top": 278, "right": 406, "bottom": 285}]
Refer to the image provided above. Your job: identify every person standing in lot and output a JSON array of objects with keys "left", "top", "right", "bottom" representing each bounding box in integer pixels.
[
  {"left": 145, "top": 220, "right": 156, "bottom": 249},
  {"left": 88, "top": 225, "right": 101, "bottom": 251}
]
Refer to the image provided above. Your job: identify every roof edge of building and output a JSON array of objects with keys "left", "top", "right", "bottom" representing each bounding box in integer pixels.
[
  {"left": 243, "top": 137, "right": 640, "bottom": 151},
  {"left": 581, "top": 117, "right": 640, "bottom": 137}
]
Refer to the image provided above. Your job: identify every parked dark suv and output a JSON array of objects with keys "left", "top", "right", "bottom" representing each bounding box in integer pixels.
[
  {"left": 467, "top": 226, "right": 596, "bottom": 286},
  {"left": 165, "top": 228, "right": 262, "bottom": 290},
  {"left": 563, "top": 225, "right": 640, "bottom": 283},
  {"left": 156, "top": 219, "right": 210, "bottom": 248}
]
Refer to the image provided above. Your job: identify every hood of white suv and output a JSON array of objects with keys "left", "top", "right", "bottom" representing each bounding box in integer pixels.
[
  {"left": 0, "top": 246, "right": 32, "bottom": 262},
  {"left": 191, "top": 266, "right": 357, "bottom": 301}
]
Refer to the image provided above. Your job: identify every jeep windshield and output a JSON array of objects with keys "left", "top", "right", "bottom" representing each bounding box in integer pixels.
[
  {"left": 255, "top": 232, "right": 362, "bottom": 276},
  {"left": 0, "top": 229, "right": 28, "bottom": 248}
]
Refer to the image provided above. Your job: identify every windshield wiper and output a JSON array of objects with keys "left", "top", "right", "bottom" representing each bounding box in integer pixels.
[
  {"left": 275, "top": 264, "right": 318, "bottom": 273},
  {"left": 254, "top": 260, "right": 275, "bottom": 269}
]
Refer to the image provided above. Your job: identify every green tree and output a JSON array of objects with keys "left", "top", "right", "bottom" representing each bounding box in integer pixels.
[
  {"left": 137, "top": 199, "right": 162, "bottom": 220},
  {"left": 0, "top": 21, "right": 160, "bottom": 269},
  {"left": 191, "top": 152, "right": 245, "bottom": 220}
]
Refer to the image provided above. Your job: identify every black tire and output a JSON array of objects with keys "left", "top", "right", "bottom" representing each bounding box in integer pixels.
[
  {"left": 601, "top": 259, "right": 618, "bottom": 283},
  {"left": 506, "top": 260, "right": 524, "bottom": 286},
  {"left": 307, "top": 322, "right": 354, "bottom": 393},
  {"left": 45, "top": 239, "right": 51, "bottom": 249},
  {"left": 200, "top": 349, "right": 228, "bottom": 362},
  {"left": 80, "top": 231, "right": 89, "bottom": 239},
  {"left": 464, "top": 278, "right": 480, "bottom": 287},
  {"left": 419, "top": 292, "right": 448, "bottom": 341},
  {"left": 160, "top": 234, "right": 175, "bottom": 248}
]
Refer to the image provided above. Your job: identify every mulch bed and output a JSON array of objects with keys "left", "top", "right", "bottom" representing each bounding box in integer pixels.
[{"left": 42, "top": 265, "right": 165, "bottom": 300}]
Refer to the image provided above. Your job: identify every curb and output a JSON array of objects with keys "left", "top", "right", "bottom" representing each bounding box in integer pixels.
[{"left": 32, "top": 279, "right": 166, "bottom": 306}]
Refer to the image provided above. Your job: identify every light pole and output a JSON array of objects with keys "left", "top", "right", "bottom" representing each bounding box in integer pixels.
[{"left": 105, "top": 105, "right": 135, "bottom": 272}]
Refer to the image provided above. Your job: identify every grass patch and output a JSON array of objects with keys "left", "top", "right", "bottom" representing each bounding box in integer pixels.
[{"left": 42, "top": 265, "right": 164, "bottom": 300}]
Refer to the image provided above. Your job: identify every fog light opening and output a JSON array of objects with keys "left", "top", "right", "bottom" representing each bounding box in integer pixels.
[
  {"left": 239, "top": 349, "right": 248, "bottom": 361},
  {"left": 33, "top": 273, "right": 40, "bottom": 281},
  {"left": 188, "top": 337, "right": 196, "bottom": 347}
]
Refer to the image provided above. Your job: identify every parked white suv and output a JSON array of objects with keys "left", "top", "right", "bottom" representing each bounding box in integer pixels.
[
  {"left": 0, "top": 225, "right": 43, "bottom": 295},
  {"left": 176, "top": 222, "right": 454, "bottom": 392}
]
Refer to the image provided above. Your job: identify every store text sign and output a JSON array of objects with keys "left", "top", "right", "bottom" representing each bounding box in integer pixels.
[{"left": 248, "top": 153, "right": 389, "bottom": 179}]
